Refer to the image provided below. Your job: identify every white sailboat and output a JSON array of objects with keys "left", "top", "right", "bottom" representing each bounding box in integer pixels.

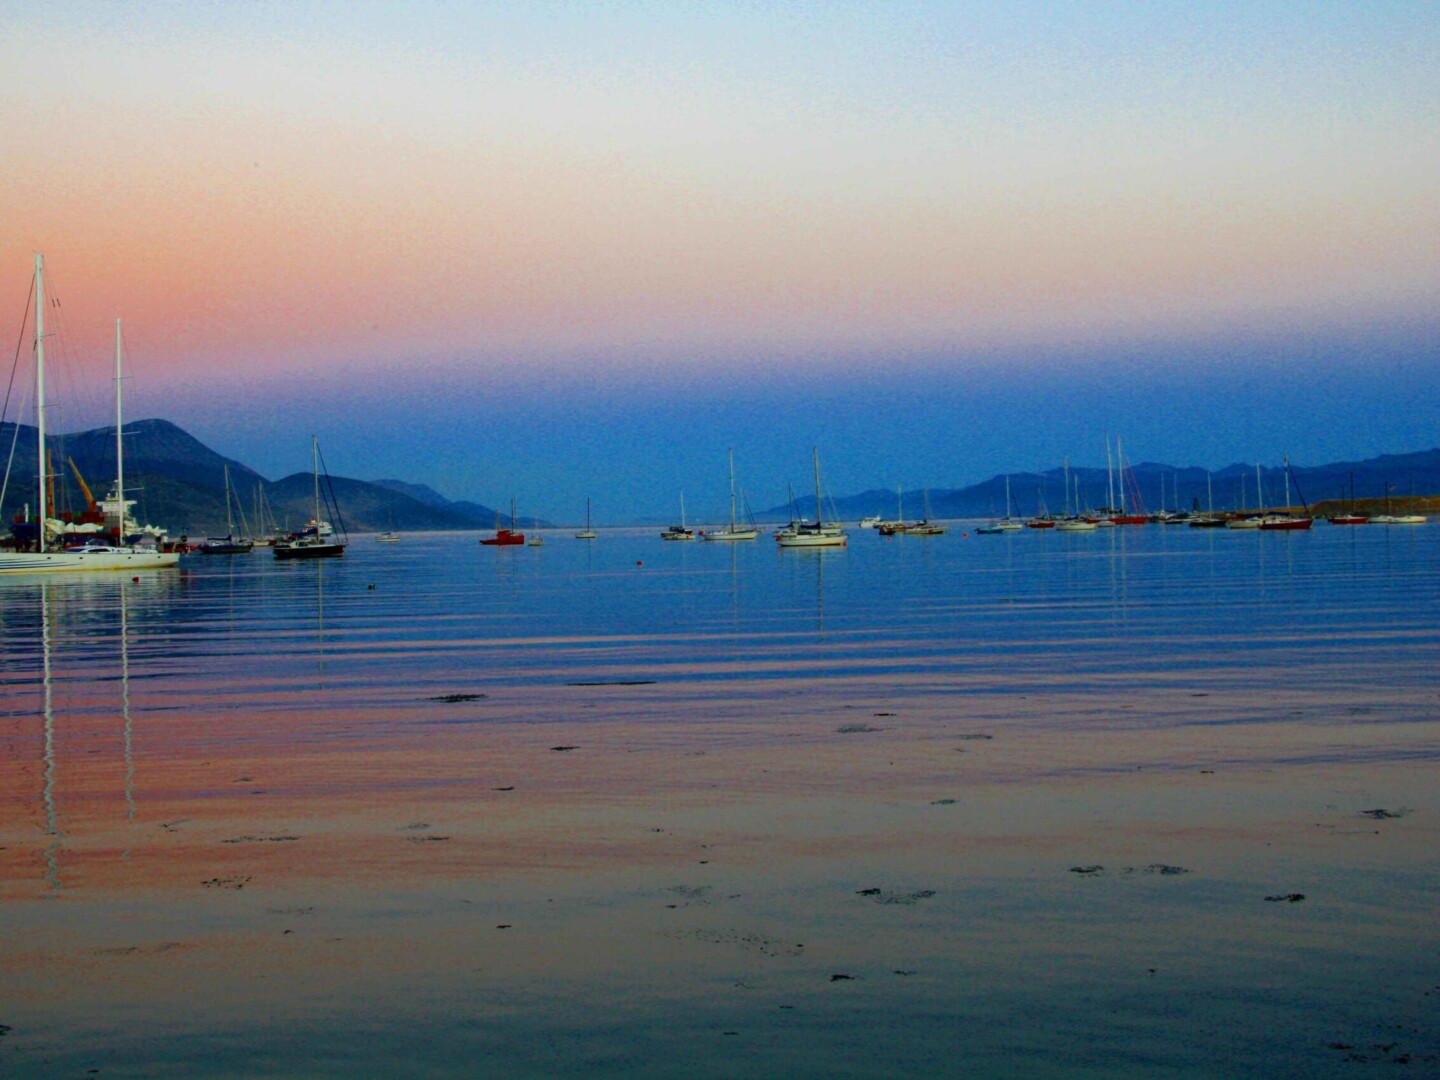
[
  {"left": 702, "top": 449, "right": 759, "bottom": 541},
  {"left": 0, "top": 258, "right": 178, "bottom": 574},
  {"left": 976, "top": 476, "right": 1023, "bottom": 534},
  {"left": 903, "top": 489, "right": 946, "bottom": 535},
  {"left": 775, "top": 448, "right": 847, "bottom": 547},
  {"left": 575, "top": 498, "right": 597, "bottom": 540}
]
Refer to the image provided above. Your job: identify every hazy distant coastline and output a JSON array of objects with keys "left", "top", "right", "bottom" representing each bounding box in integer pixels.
[{"left": 2, "top": 418, "right": 1437, "bottom": 534}]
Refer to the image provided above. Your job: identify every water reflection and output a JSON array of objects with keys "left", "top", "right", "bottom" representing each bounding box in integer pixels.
[{"left": 40, "top": 581, "right": 59, "bottom": 889}]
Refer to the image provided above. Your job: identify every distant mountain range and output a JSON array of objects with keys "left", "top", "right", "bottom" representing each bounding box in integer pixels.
[
  {"left": 0, "top": 419, "right": 512, "bottom": 536},
  {"left": 3, "top": 418, "right": 1437, "bottom": 533},
  {"left": 798, "top": 451, "right": 1440, "bottom": 522}
]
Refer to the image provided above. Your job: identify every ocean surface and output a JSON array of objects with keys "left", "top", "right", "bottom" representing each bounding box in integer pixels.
[{"left": 2, "top": 523, "right": 1438, "bottom": 1077}]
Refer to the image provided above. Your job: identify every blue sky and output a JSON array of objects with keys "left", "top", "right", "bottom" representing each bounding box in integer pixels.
[{"left": 4, "top": 1, "right": 1437, "bottom": 520}]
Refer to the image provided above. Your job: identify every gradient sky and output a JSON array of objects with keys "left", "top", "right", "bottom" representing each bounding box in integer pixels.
[{"left": 3, "top": 1, "right": 1437, "bottom": 521}]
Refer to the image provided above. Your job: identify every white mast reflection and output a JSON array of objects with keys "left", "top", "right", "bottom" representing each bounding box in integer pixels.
[
  {"left": 121, "top": 578, "right": 135, "bottom": 821},
  {"left": 40, "top": 581, "right": 61, "bottom": 889}
]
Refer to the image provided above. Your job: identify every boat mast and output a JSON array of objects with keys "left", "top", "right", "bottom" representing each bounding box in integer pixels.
[
  {"left": 1105, "top": 437, "right": 1115, "bottom": 512},
  {"left": 1283, "top": 457, "right": 1292, "bottom": 511},
  {"left": 224, "top": 464, "right": 235, "bottom": 536},
  {"left": 1063, "top": 457, "right": 1070, "bottom": 517},
  {"left": 312, "top": 435, "right": 322, "bottom": 526},
  {"left": 114, "top": 318, "right": 125, "bottom": 542},
  {"left": 812, "top": 447, "right": 822, "bottom": 524},
  {"left": 1117, "top": 437, "right": 1126, "bottom": 513},
  {"left": 35, "top": 254, "right": 47, "bottom": 553},
  {"left": 1255, "top": 463, "right": 1262, "bottom": 513},
  {"left": 728, "top": 448, "right": 737, "bottom": 530}
]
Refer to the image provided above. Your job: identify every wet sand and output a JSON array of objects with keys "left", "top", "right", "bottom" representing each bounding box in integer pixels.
[{"left": 2, "top": 529, "right": 1438, "bottom": 1075}]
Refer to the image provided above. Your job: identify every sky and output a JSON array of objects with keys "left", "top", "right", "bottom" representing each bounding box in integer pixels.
[{"left": 3, "top": 1, "right": 1437, "bottom": 522}]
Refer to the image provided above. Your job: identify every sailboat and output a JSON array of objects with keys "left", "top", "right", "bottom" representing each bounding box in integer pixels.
[
  {"left": 1257, "top": 457, "right": 1314, "bottom": 530},
  {"left": 481, "top": 498, "right": 525, "bottom": 545},
  {"left": 1227, "top": 464, "right": 1266, "bottom": 529},
  {"left": 200, "top": 465, "right": 254, "bottom": 554},
  {"left": 877, "top": 485, "right": 908, "bottom": 535},
  {"left": 1371, "top": 481, "right": 1426, "bottom": 525},
  {"left": 702, "top": 450, "right": 760, "bottom": 541},
  {"left": 902, "top": 489, "right": 946, "bottom": 535},
  {"left": 1326, "top": 473, "right": 1368, "bottom": 526},
  {"left": 0, "top": 258, "right": 178, "bottom": 574},
  {"left": 977, "top": 476, "right": 1023, "bottom": 534},
  {"left": 527, "top": 515, "right": 544, "bottom": 546},
  {"left": 273, "top": 437, "right": 347, "bottom": 558},
  {"left": 775, "top": 448, "right": 846, "bottom": 547},
  {"left": 661, "top": 493, "right": 696, "bottom": 541},
  {"left": 575, "top": 499, "right": 597, "bottom": 540}
]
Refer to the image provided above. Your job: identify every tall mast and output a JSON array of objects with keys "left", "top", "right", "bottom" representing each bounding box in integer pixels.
[
  {"left": 1255, "top": 463, "right": 1262, "bottom": 512},
  {"left": 114, "top": 318, "right": 124, "bottom": 541},
  {"left": 1105, "top": 436, "right": 1115, "bottom": 512},
  {"left": 728, "top": 448, "right": 737, "bottom": 530},
  {"left": 1283, "top": 456, "right": 1292, "bottom": 511},
  {"left": 224, "top": 464, "right": 235, "bottom": 535},
  {"left": 1063, "top": 457, "right": 1070, "bottom": 517},
  {"left": 35, "top": 254, "right": 47, "bottom": 552},
  {"left": 812, "top": 447, "right": 822, "bottom": 524},
  {"left": 1117, "top": 437, "right": 1126, "bottom": 513},
  {"left": 312, "top": 435, "right": 321, "bottom": 525}
]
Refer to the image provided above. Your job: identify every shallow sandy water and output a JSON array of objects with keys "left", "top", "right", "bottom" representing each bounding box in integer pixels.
[{"left": 2, "top": 525, "right": 1437, "bottom": 1076}]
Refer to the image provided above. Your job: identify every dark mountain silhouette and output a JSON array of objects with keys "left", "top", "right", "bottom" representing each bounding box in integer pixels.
[
  {"left": 765, "top": 450, "right": 1440, "bottom": 521},
  {"left": 5, "top": 416, "right": 1436, "bottom": 531},
  {"left": 1, "top": 419, "right": 502, "bottom": 535}
]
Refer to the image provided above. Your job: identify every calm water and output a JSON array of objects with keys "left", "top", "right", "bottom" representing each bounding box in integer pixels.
[{"left": 2, "top": 524, "right": 1438, "bottom": 1076}]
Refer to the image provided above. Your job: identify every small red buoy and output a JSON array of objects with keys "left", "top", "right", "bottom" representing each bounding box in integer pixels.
[
  {"left": 132, "top": 576, "right": 140, "bottom": 582},
  {"left": 636, "top": 560, "right": 643, "bottom": 566},
  {"left": 962, "top": 532, "right": 969, "bottom": 538}
]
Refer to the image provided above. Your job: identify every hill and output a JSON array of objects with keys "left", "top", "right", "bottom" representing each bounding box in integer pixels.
[
  {"left": 769, "top": 450, "right": 1440, "bottom": 521},
  {"left": 0, "top": 419, "right": 503, "bottom": 536}
]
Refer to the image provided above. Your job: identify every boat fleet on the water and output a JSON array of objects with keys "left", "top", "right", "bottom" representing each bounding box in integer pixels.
[{"left": 0, "top": 256, "right": 1430, "bottom": 575}]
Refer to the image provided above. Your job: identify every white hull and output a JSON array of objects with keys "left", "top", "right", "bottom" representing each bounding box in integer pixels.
[
  {"left": 0, "top": 549, "right": 179, "bottom": 574},
  {"left": 702, "top": 528, "right": 759, "bottom": 542},
  {"left": 776, "top": 528, "right": 846, "bottom": 547}
]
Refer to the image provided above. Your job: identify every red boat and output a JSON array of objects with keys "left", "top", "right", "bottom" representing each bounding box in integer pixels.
[
  {"left": 1259, "top": 515, "right": 1314, "bottom": 531},
  {"left": 1327, "top": 514, "right": 1368, "bottom": 526},
  {"left": 1106, "top": 515, "right": 1148, "bottom": 526},
  {"left": 480, "top": 529, "right": 525, "bottom": 546},
  {"left": 481, "top": 499, "right": 525, "bottom": 546}
]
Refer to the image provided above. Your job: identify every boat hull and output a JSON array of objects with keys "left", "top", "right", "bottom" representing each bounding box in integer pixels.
[
  {"left": 274, "top": 541, "right": 346, "bottom": 559},
  {"left": 481, "top": 531, "right": 525, "bottom": 546},
  {"left": 776, "top": 533, "right": 846, "bottom": 547},
  {"left": 0, "top": 549, "right": 179, "bottom": 574}
]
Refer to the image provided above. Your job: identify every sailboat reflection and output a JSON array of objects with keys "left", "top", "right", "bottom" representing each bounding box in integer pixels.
[
  {"left": 11, "top": 576, "right": 148, "bottom": 889},
  {"left": 41, "top": 581, "right": 60, "bottom": 888}
]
